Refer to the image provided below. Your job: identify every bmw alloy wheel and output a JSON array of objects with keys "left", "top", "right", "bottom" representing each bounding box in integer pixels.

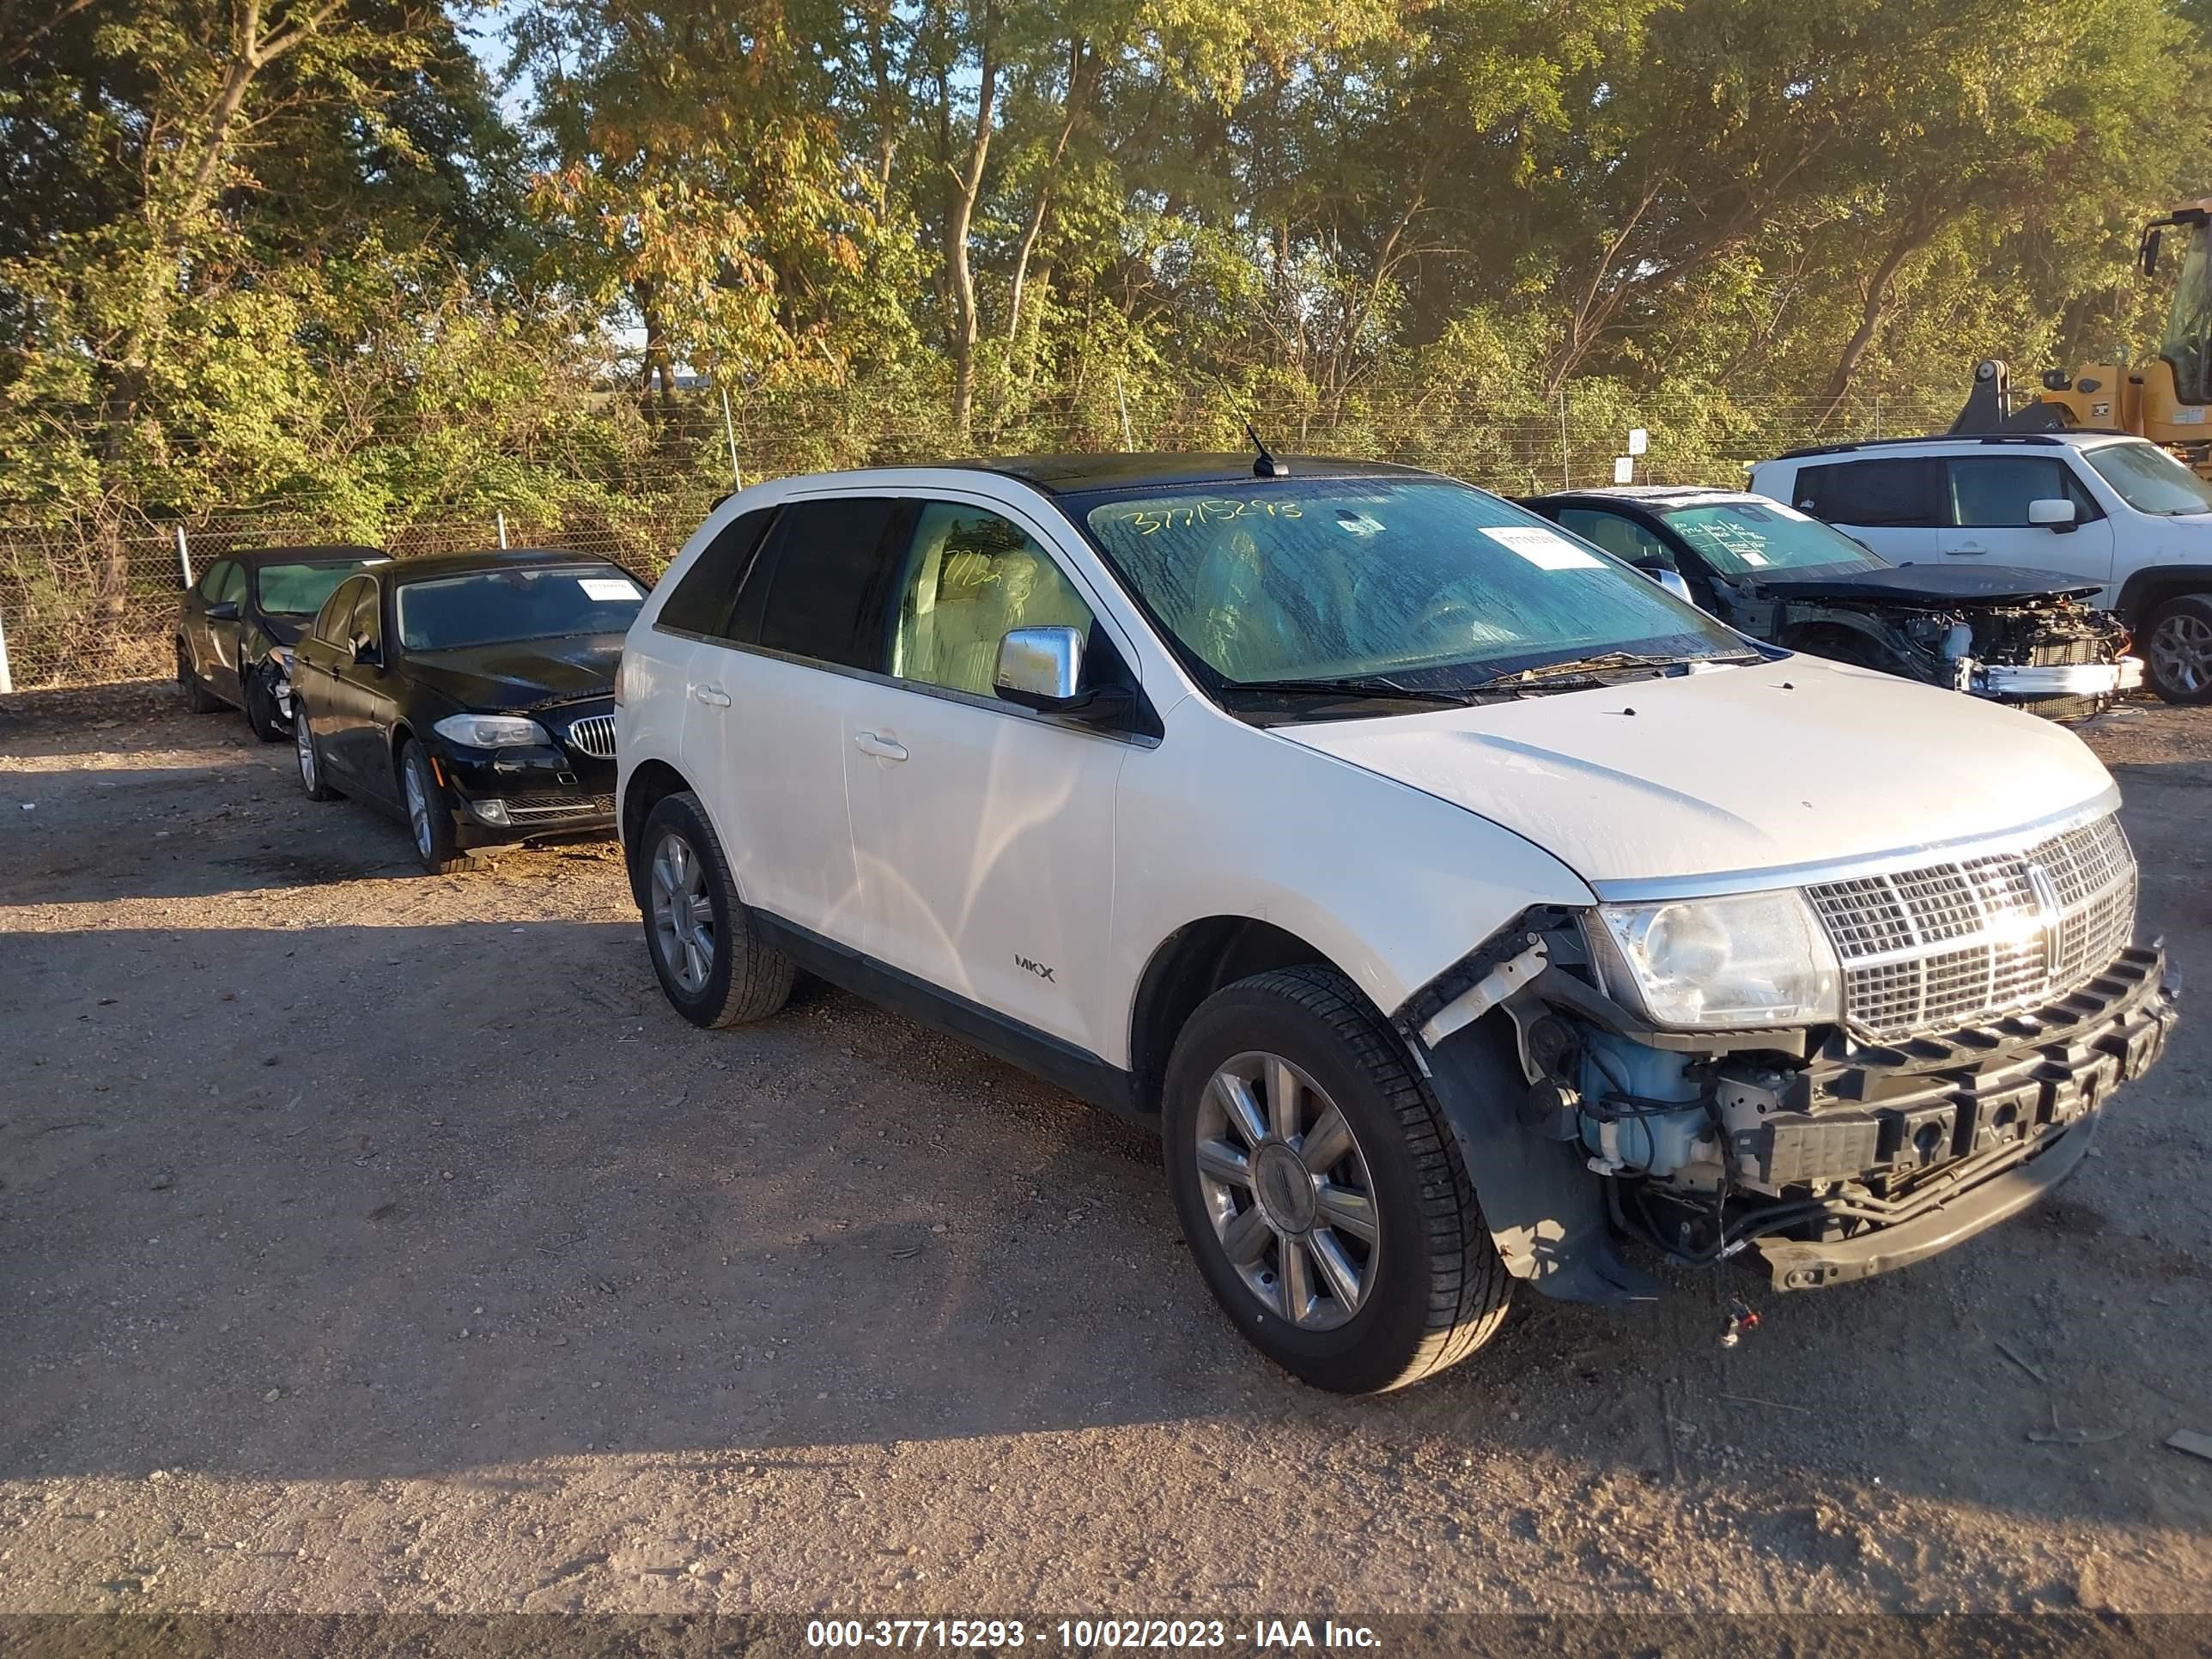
[
  {"left": 2149, "top": 610, "right": 2212, "bottom": 696},
  {"left": 649, "top": 830, "right": 715, "bottom": 994},
  {"left": 1194, "top": 1051, "right": 1379, "bottom": 1330}
]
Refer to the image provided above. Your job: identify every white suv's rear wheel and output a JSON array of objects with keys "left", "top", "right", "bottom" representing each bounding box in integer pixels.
[
  {"left": 1163, "top": 965, "right": 1510, "bottom": 1393},
  {"left": 637, "top": 791, "right": 795, "bottom": 1029}
]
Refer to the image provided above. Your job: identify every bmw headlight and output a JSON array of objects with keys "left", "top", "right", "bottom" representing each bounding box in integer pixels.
[
  {"left": 1591, "top": 890, "right": 1841, "bottom": 1030},
  {"left": 433, "top": 713, "right": 551, "bottom": 749}
]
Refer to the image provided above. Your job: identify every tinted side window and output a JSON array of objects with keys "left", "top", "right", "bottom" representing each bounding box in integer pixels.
[
  {"left": 198, "top": 560, "right": 238, "bottom": 602},
  {"left": 890, "top": 503, "right": 1097, "bottom": 696},
  {"left": 1793, "top": 459, "right": 1942, "bottom": 526},
  {"left": 1946, "top": 457, "right": 2100, "bottom": 526},
  {"left": 216, "top": 562, "right": 249, "bottom": 605},
  {"left": 1553, "top": 508, "right": 1674, "bottom": 566},
  {"left": 658, "top": 507, "right": 779, "bottom": 640},
  {"left": 314, "top": 577, "right": 365, "bottom": 646},
  {"left": 751, "top": 496, "right": 907, "bottom": 671}
]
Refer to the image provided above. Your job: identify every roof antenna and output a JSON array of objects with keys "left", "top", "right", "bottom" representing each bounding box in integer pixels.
[{"left": 1246, "top": 422, "right": 1288, "bottom": 478}]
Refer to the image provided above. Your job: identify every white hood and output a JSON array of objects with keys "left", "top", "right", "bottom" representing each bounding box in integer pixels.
[{"left": 1276, "top": 657, "right": 2118, "bottom": 893}]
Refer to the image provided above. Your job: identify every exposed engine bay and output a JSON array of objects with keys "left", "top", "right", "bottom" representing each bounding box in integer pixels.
[
  {"left": 1402, "top": 885, "right": 2176, "bottom": 1297},
  {"left": 1713, "top": 577, "right": 2139, "bottom": 722}
]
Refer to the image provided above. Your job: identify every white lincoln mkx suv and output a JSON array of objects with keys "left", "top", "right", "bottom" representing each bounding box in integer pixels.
[{"left": 614, "top": 453, "right": 2175, "bottom": 1393}]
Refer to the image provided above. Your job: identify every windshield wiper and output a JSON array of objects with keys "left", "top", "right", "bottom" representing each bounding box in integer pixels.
[
  {"left": 1217, "top": 673, "right": 1486, "bottom": 705},
  {"left": 1466, "top": 650, "right": 1756, "bottom": 690}
]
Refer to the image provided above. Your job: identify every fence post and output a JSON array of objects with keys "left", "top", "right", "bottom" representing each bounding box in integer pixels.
[
  {"left": 1115, "top": 375, "right": 1133, "bottom": 452},
  {"left": 0, "top": 604, "right": 12, "bottom": 696},
  {"left": 720, "top": 385, "right": 743, "bottom": 488},
  {"left": 496, "top": 511, "right": 508, "bottom": 550},
  {"left": 1558, "top": 386, "right": 1571, "bottom": 489},
  {"left": 174, "top": 525, "right": 194, "bottom": 588}
]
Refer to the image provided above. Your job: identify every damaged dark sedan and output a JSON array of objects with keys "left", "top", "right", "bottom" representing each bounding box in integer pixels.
[
  {"left": 291, "top": 548, "right": 644, "bottom": 872},
  {"left": 1522, "top": 487, "right": 2141, "bottom": 720}
]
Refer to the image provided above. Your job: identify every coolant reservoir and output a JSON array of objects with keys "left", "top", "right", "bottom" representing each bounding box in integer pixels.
[{"left": 1940, "top": 622, "right": 1974, "bottom": 659}]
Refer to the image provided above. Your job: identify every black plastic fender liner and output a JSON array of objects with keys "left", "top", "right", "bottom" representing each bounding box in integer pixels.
[{"left": 1413, "top": 1014, "right": 1662, "bottom": 1308}]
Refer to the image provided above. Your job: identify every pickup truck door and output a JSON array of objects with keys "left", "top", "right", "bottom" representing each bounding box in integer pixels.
[{"left": 1938, "top": 455, "right": 2117, "bottom": 591}]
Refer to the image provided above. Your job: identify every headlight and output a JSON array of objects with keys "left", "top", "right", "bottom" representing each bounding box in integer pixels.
[
  {"left": 273, "top": 645, "right": 296, "bottom": 674},
  {"left": 433, "top": 713, "right": 551, "bottom": 748},
  {"left": 1591, "top": 890, "right": 1841, "bottom": 1030}
]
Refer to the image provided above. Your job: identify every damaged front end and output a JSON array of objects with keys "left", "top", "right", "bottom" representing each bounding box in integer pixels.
[
  {"left": 1399, "top": 809, "right": 2178, "bottom": 1302},
  {"left": 1718, "top": 577, "right": 2140, "bottom": 721}
]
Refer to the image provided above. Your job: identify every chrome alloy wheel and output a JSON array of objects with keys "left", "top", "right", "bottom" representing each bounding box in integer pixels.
[
  {"left": 2149, "top": 610, "right": 2212, "bottom": 696},
  {"left": 295, "top": 709, "right": 319, "bottom": 790},
  {"left": 648, "top": 830, "right": 715, "bottom": 994},
  {"left": 403, "top": 757, "right": 434, "bottom": 859},
  {"left": 1194, "top": 1051, "right": 1378, "bottom": 1331}
]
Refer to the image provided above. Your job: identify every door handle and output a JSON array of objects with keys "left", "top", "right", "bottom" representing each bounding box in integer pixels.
[
  {"left": 692, "top": 684, "right": 732, "bottom": 708},
  {"left": 1950, "top": 542, "right": 1989, "bottom": 555},
  {"left": 853, "top": 732, "right": 908, "bottom": 762}
]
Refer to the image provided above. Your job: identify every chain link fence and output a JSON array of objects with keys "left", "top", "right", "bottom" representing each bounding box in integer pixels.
[{"left": 0, "top": 387, "right": 1962, "bottom": 693}]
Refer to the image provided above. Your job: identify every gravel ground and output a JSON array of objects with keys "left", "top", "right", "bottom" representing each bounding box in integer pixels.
[{"left": 2, "top": 682, "right": 2209, "bottom": 1620}]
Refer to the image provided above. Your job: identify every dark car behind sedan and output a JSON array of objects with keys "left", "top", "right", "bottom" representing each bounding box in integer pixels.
[
  {"left": 174, "top": 546, "right": 386, "bottom": 739},
  {"left": 290, "top": 548, "right": 647, "bottom": 872},
  {"left": 1520, "top": 487, "right": 2140, "bottom": 720}
]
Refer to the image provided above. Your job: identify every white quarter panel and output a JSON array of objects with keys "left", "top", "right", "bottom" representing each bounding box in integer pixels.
[
  {"left": 1108, "top": 696, "right": 1597, "bottom": 1058},
  {"left": 613, "top": 629, "right": 697, "bottom": 848},
  {"left": 1274, "top": 655, "right": 2118, "bottom": 891}
]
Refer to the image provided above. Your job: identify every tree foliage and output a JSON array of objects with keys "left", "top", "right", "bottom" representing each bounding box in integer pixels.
[{"left": 1, "top": 0, "right": 2204, "bottom": 549}]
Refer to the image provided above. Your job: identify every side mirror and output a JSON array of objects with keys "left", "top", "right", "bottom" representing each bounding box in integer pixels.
[
  {"left": 349, "top": 636, "right": 383, "bottom": 668},
  {"left": 1636, "top": 564, "right": 1697, "bottom": 606},
  {"left": 206, "top": 600, "right": 240, "bottom": 622},
  {"left": 994, "top": 625, "right": 1084, "bottom": 708},
  {"left": 2141, "top": 226, "right": 2163, "bottom": 279},
  {"left": 2027, "top": 498, "right": 2078, "bottom": 532}
]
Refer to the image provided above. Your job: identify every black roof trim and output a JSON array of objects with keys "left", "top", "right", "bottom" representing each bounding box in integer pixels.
[
  {"left": 211, "top": 544, "right": 383, "bottom": 565},
  {"left": 944, "top": 452, "right": 1436, "bottom": 494},
  {"left": 379, "top": 546, "right": 624, "bottom": 581}
]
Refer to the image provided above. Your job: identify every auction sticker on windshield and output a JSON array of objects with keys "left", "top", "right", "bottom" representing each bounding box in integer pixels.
[
  {"left": 578, "top": 577, "right": 642, "bottom": 600},
  {"left": 1480, "top": 524, "right": 1603, "bottom": 570}
]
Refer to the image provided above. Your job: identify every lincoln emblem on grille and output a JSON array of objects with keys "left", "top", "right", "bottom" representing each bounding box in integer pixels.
[{"left": 2021, "top": 859, "right": 2064, "bottom": 975}]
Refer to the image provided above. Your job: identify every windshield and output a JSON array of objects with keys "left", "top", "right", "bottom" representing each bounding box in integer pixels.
[
  {"left": 394, "top": 566, "right": 646, "bottom": 652},
  {"left": 1657, "top": 499, "right": 1887, "bottom": 578},
  {"left": 255, "top": 558, "right": 381, "bottom": 616},
  {"left": 2159, "top": 222, "right": 2210, "bottom": 404},
  {"left": 2081, "top": 441, "right": 2212, "bottom": 516},
  {"left": 1077, "top": 478, "right": 1747, "bottom": 694}
]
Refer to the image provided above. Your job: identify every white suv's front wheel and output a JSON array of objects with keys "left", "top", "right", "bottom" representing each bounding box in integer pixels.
[
  {"left": 2142, "top": 593, "right": 2212, "bottom": 705},
  {"left": 636, "top": 791, "right": 796, "bottom": 1029},
  {"left": 1163, "top": 965, "right": 1511, "bottom": 1393}
]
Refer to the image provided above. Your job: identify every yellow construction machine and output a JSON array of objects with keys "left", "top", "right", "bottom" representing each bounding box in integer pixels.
[{"left": 1954, "top": 200, "right": 2212, "bottom": 477}]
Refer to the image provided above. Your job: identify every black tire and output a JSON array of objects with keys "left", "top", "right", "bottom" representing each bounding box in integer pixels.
[
  {"left": 294, "top": 694, "right": 340, "bottom": 801},
  {"left": 399, "top": 739, "right": 468, "bottom": 875},
  {"left": 1162, "top": 964, "right": 1510, "bottom": 1394},
  {"left": 242, "top": 659, "right": 289, "bottom": 742},
  {"left": 177, "top": 639, "right": 225, "bottom": 712},
  {"left": 636, "top": 790, "right": 795, "bottom": 1029},
  {"left": 2141, "top": 593, "right": 2212, "bottom": 705}
]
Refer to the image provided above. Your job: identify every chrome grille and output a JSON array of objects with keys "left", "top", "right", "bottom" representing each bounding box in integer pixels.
[
  {"left": 565, "top": 714, "right": 617, "bottom": 760},
  {"left": 1804, "top": 814, "right": 2136, "bottom": 1041}
]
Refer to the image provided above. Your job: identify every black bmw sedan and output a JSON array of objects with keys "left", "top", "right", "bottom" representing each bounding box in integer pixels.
[
  {"left": 291, "top": 548, "right": 646, "bottom": 872},
  {"left": 175, "top": 545, "right": 386, "bottom": 739}
]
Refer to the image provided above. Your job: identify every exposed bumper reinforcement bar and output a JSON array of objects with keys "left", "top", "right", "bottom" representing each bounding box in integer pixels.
[{"left": 1755, "top": 1113, "right": 2096, "bottom": 1290}]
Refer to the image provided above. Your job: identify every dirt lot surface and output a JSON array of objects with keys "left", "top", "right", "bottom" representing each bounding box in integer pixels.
[{"left": 3, "top": 682, "right": 2210, "bottom": 1621}]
